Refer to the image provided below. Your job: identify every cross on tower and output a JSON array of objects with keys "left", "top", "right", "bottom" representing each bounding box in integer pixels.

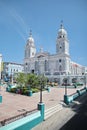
[
  {"left": 60, "top": 20, "right": 63, "bottom": 29},
  {"left": 29, "top": 29, "right": 32, "bottom": 37}
]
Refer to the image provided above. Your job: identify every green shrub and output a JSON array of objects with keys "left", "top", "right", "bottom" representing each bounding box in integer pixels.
[
  {"left": 76, "top": 82, "right": 83, "bottom": 86},
  {"left": 10, "top": 88, "right": 17, "bottom": 93},
  {"left": 31, "top": 88, "right": 39, "bottom": 93},
  {"left": 22, "top": 89, "right": 28, "bottom": 95}
]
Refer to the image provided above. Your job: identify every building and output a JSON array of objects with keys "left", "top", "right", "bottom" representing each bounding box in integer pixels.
[
  {"left": 70, "top": 61, "right": 85, "bottom": 75},
  {"left": 24, "top": 23, "right": 85, "bottom": 84},
  {"left": 2, "top": 62, "right": 24, "bottom": 81},
  {"left": 85, "top": 67, "right": 87, "bottom": 75}
]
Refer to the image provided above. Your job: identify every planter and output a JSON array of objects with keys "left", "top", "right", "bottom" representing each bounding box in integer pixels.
[
  {"left": 47, "top": 87, "right": 51, "bottom": 92},
  {"left": 6, "top": 87, "right": 8, "bottom": 92},
  {"left": 64, "top": 95, "right": 70, "bottom": 105},
  {"left": 16, "top": 89, "right": 21, "bottom": 94},
  {"left": 6, "top": 87, "right": 10, "bottom": 92},
  {"left": 28, "top": 90, "right": 33, "bottom": 96},
  {"left": 77, "top": 90, "right": 81, "bottom": 96}
]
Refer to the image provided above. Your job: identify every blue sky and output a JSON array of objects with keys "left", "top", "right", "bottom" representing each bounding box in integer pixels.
[{"left": 0, "top": 0, "right": 87, "bottom": 66}]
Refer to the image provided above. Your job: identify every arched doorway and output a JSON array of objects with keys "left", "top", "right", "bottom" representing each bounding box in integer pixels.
[{"left": 72, "top": 78, "right": 77, "bottom": 83}]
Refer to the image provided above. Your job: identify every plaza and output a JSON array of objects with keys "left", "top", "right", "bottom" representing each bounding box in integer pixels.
[{"left": 0, "top": 84, "right": 85, "bottom": 126}]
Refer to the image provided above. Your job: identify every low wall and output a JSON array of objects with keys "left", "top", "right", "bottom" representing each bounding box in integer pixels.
[
  {"left": 64, "top": 87, "right": 87, "bottom": 105},
  {"left": 0, "top": 103, "right": 45, "bottom": 130}
]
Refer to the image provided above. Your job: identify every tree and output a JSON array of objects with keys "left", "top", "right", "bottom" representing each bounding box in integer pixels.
[
  {"left": 26, "top": 74, "right": 39, "bottom": 89},
  {"left": 16, "top": 73, "right": 48, "bottom": 90},
  {"left": 37, "top": 74, "right": 48, "bottom": 89},
  {"left": 16, "top": 73, "right": 26, "bottom": 87}
]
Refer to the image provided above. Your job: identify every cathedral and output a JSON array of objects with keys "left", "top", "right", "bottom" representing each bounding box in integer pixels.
[{"left": 24, "top": 23, "right": 85, "bottom": 83}]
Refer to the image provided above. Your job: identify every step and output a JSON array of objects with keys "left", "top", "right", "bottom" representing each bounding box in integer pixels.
[{"left": 45, "top": 104, "right": 63, "bottom": 119}]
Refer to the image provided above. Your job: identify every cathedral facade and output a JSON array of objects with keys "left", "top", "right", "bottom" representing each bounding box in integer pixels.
[{"left": 24, "top": 24, "right": 85, "bottom": 83}]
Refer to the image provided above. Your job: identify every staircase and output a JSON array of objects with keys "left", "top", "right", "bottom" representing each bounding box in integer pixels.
[{"left": 45, "top": 104, "right": 63, "bottom": 120}]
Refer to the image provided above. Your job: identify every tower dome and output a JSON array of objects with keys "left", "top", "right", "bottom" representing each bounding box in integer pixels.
[
  {"left": 28, "top": 35, "right": 34, "bottom": 43},
  {"left": 27, "top": 30, "right": 35, "bottom": 46},
  {"left": 56, "top": 22, "right": 69, "bottom": 55},
  {"left": 58, "top": 23, "right": 67, "bottom": 38},
  {"left": 25, "top": 30, "right": 36, "bottom": 58}
]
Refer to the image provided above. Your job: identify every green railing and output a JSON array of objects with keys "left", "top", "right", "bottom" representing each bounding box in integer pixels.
[{"left": 64, "top": 87, "right": 87, "bottom": 105}]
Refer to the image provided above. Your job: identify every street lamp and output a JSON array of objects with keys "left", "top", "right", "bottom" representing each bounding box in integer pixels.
[
  {"left": 38, "top": 57, "right": 40, "bottom": 75},
  {"left": 64, "top": 78, "right": 68, "bottom": 95},
  {"left": 11, "top": 69, "right": 13, "bottom": 85},
  {"left": 40, "top": 82, "right": 43, "bottom": 103},
  {"left": 84, "top": 74, "right": 87, "bottom": 88},
  {"left": 64, "top": 78, "right": 69, "bottom": 105},
  {"left": 38, "top": 75, "right": 45, "bottom": 121},
  {"left": 39, "top": 75, "right": 44, "bottom": 103}
]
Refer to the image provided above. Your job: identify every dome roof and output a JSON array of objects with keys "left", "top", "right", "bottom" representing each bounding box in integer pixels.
[
  {"left": 58, "top": 28, "right": 67, "bottom": 35},
  {"left": 28, "top": 36, "right": 34, "bottom": 43},
  {"left": 27, "top": 30, "right": 35, "bottom": 46},
  {"left": 0, "top": 54, "right": 2, "bottom": 57},
  {"left": 58, "top": 24, "right": 67, "bottom": 35}
]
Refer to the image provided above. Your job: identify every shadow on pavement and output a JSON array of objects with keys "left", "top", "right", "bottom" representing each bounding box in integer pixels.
[{"left": 59, "top": 93, "right": 87, "bottom": 130}]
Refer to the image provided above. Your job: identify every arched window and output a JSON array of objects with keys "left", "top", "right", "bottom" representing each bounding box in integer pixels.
[{"left": 59, "top": 59, "right": 62, "bottom": 63}]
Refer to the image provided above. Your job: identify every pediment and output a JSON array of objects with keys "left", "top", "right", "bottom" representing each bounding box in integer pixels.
[
  {"left": 36, "top": 52, "right": 49, "bottom": 58},
  {"left": 38, "top": 55, "right": 45, "bottom": 58}
]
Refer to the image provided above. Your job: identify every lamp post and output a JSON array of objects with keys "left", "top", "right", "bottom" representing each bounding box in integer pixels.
[
  {"left": 11, "top": 69, "right": 13, "bottom": 85},
  {"left": 39, "top": 75, "right": 44, "bottom": 103},
  {"left": 40, "top": 78, "right": 44, "bottom": 103},
  {"left": 64, "top": 78, "right": 69, "bottom": 105},
  {"left": 38, "top": 58, "right": 39, "bottom": 75},
  {"left": 84, "top": 74, "right": 87, "bottom": 88},
  {"left": 38, "top": 75, "right": 45, "bottom": 121},
  {"left": 64, "top": 78, "right": 68, "bottom": 95},
  {"left": 40, "top": 83, "right": 43, "bottom": 103},
  {"left": 65, "top": 83, "right": 67, "bottom": 95}
]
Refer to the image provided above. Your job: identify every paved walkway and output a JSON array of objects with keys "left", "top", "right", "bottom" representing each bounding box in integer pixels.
[
  {"left": 0, "top": 85, "right": 84, "bottom": 122},
  {"left": 32, "top": 92, "right": 87, "bottom": 130}
]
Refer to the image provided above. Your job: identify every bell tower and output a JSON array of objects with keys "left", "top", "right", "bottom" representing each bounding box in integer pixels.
[
  {"left": 56, "top": 22, "right": 69, "bottom": 56},
  {"left": 25, "top": 30, "right": 36, "bottom": 58}
]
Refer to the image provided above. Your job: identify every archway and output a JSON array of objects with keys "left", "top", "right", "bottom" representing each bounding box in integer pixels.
[{"left": 72, "top": 78, "right": 77, "bottom": 83}]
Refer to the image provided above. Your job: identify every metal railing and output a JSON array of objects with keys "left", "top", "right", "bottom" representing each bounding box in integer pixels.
[{"left": 0, "top": 109, "right": 37, "bottom": 127}]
